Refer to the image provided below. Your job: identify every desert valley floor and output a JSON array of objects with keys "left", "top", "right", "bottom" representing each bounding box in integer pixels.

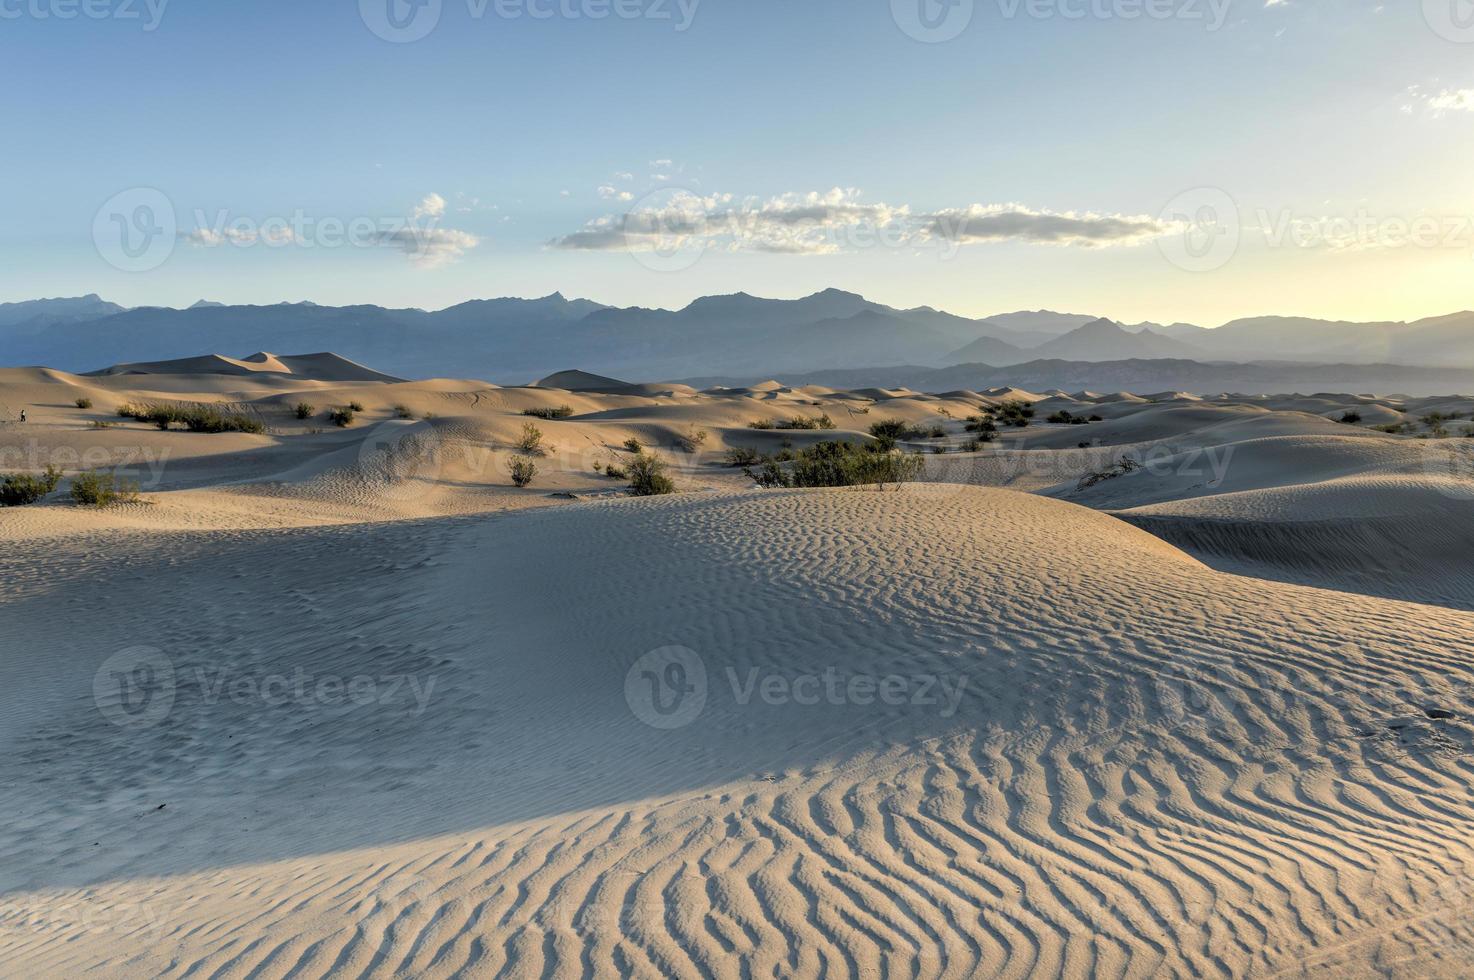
[{"left": 4, "top": 353, "right": 1474, "bottom": 978}]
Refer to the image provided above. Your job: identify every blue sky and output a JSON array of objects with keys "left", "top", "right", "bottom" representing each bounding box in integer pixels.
[{"left": 3, "top": 0, "right": 1472, "bottom": 324}]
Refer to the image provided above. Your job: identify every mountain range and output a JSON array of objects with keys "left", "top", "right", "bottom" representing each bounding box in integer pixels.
[{"left": 3, "top": 291, "right": 1474, "bottom": 386}]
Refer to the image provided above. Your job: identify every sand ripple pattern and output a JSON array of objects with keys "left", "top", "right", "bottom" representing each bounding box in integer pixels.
[{"left": 5, "top": 487, "right": 1474, "bottom": 978}]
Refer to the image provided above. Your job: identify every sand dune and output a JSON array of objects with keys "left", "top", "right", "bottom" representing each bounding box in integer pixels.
[{"left": 4, "top": 359, "right": 1474, "bottom": 977}]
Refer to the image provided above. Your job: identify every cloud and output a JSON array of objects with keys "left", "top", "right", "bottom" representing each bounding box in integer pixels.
[
  {"left": 549, "top": 188, "right": 1167, "bottom": 256},
  {"left": 920, "top": 204, "right": 1168, "bottom": 247},
  {"left": 1427, "top": 89, "right": 1474, "bottom": 114},
  {"left": 597, "top": 185, "right": 634, "bottom": 201},
  {"left": 413, "top": 192, "right": 447, "bottom": 220},
  {"left": 378, "top": 226, "right": 480, "bottom": 267}
]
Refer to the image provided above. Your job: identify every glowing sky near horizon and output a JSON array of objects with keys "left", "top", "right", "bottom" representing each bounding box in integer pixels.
[{"left": 3, "top": 0, "right": 1472, "bottom": 326}]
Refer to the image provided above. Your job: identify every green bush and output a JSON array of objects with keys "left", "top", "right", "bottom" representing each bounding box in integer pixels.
[
  {"left": 517, "top": 422, "right": 545, "bottom": 455},
  {"left": 394, "top": 404, "right": 414, "bottom": 420},
  {"left": 627, "top": 453, "right": 675, "bottom": 496},
  {"left": 746, "top": 419, "right": 776, "bottom": 430},
  {"left": 776, "top": 414, "right": 836, "bottom": 431},
  {"left": 0, "top": 466, "right": 62, "bottom": 507},
  {"left": 1338, "top": 410, "right": 1362, "bottom": 424},
  {"left": 74, "top": 397, "right": 93, "bottom": 409},
  {"left": 348, "top": 401, "right": 365, "bottom": 413},
  {"left": 996, "top": 401, "right": 1035, "bottom": 428},
  {"left": 724, "top": 446, "right": 762, "bottom": 467},
  {"left": 117, "top": 402, "right": 264, "bottom": 434},
  {"left": 868, "top": 418, "right": 924, "bottom": 441},
  {"left": 622, "top": 437, "right": 643, "bottom": 453},
  {"left": 329, "top": 407, "right": 356, "bottom": 427},
  {"left": 294, "top": 402, "right": 315, "bottom": 420},
  {"left": 506, "top": 455, "right": 537, "bottom": 487},
  {"left": 604, "top": 462, "right": 627, "bottom": 480},
  {"left": 523, "top": 405, "right": 574, "bottom": 420},
  {"left": 675, "top": 426, "right": 708, "bottom": 452},
  {"left": 70, "top": 471, "right": 139, "bottom": 507},
  {"left": 746, "top": 440, "right": 923, "bottom": 489}
]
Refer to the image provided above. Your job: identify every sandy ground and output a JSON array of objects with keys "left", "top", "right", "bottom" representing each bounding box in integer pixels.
[{"left": 4, "top": 358, "right": 1474, "bottom": 977}]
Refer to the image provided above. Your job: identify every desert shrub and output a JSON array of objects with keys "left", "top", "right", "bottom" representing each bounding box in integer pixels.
[
  {"left": 118, "top": 402, "right": 264, "bottom": 434},
  {"left": 926, "top": 425, "right": 946, "bottom": 439},
  {"left": 674, "top": 426, "right": 708, "bottom": 452},
  {"left": 604, "top": 462, "right": 627, "bottom": 479},
  {"left": 962, "top": 439, "right": 982, "bottom": 452},
  {"left": 394, "top": 404, "right": 414, "bottom": 420},
  {"left": 1089, "top": 414, "right": 1103, "bottom": 422},
  {"left": 746, "top": 419, "right": 776, "bottom": 430},
  {"left": 930, "top": 444, "right": 948, "bottom": 454},
  {"left": 1423, "top": 412, "right": 1453, "bottom": 438},
  {"left": 89, "top": 420, "right": 114, "bottom": 429},
  {"left": 70, "top": 471, "right": 138, "bottom": 506},
  {"left": 965, "top": 415, "right": 998, "bottom": 441},
  {"left": 627, "top": 453, "right": 675, "bottom": 496},
  {"left": 330, "top": 407, "right": 356, "bottom": 427},
  {"left": 0, "top": 466, "right": 62, "bottom": 507},
  {"left": 725, "top": 446, "right": 762, "bottom": 467},
  {"left": 746, "top": 440, "right": 923, "bottom": 489},
  {"left": 422, "top": 412, "right": 437, "bottom": 420},
  {"left": 348, "top": 401, "right": 365, "bottom": 412},
  {"left": 517, "top": 422, "right": 545, "bottom": 455},
  {"left": 506, "top": 455, "right": 537, "bottom": 488},
  {"left": 1374, "top": 422, "right": 1406, "bottom": 434},
  {"left": 622, "top": 437, "right": 643, "bottom": 453},
  {"left": 1047, "top": 410, "right": 1091, "bottom": 425},
  {"left": 294, "top": 402, "right": 315, "bottom": 419},
  {"left": 868, "top": 418, "right": 923, "bottom": 441},
  {"left": 74, "top": 397, "right": 93, "bottom": 409},
  {"left": 523, "top": 405, "right": 573, "bottom": 420},
  {"left": 776, "top": 414, "right": 835, "bottom": 431},
  {"left": 1338, "top": 410, "right": 1362, "bottom": 424},
  {"left": 996, "top": 401, "right": 1035, "bottom": 427},
  {"left": 1076, "top": 457, "right": 1142, "bottom": 492}
]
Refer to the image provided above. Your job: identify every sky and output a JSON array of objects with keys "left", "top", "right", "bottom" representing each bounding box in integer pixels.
[{"left": 2, "top": 0, "right": 1472, "bottom": 326}]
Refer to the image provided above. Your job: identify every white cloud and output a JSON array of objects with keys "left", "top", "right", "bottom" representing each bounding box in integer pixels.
[
  {"left": 1427, "top": 89, "right": 1474, "bottom": 114},
  {"left": 550, "top": 188, "right": 1167, "bottom": 255},
  {"left": 921, "top": 204, "right": 1168, "bottom": 247},
  {"left": 413, "top": 192, "right": 447, "bottom": 220},
  {"left": 378, "top": 227, "right": 480, "bottom": 267}
]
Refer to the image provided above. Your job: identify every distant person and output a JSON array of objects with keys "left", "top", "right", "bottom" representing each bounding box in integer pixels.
[{"left": 18, "top": 409, "right": 25, "bottom": 422}]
